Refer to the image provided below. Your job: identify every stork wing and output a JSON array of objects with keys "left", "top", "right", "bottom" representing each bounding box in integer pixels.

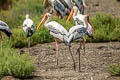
[
  {"left": 73, "top": 0, "right": 84, "bottom": 14},
  {"left": 0, "top": 20, "right": 12, "bottom": 37},
  {"left": 59, "top": 0, "right": 69, "bottom": 9},
  {"left": 68, "top": 25, "right": 87, "bottom": 43},
  {"left": 54, "top": 0, "right": 65, "bottom": 16},
  {"left": 47, "top": 21, "right": 68, "bottom": 36},
  {"left": 23, "top": 18, "right": 35, "bottom": 37},
  {"left": 75, "top": 17, "right": 84, "bottom": 25}
]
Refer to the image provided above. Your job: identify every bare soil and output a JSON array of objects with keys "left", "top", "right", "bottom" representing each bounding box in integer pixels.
[
  {"left": 2, "top": 0, "right": 120, "bottom": 80},
  {"left": 19, "top": 42, "right": 120, "bottom": 80},
  {"left": 85, "top": 0, "right": 120, "bottom": 16},
  {"left": 23, "top": 0, "right": 120, "bottom": 80}
]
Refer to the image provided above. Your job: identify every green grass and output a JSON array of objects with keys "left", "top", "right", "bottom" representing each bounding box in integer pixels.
[
  {"left": 91, "top": 13, "right": 120, "bottom": 42},
  {"left": 0, "top": 47, "right": 35, "bottom": 79},
  {"left": 109, "top": 63, "right": 120, "bottom": 76},
  {"left": 0, "top": 13, "right": 120, "bottom": 48},
  {"left": 0, "top": 0, "right": 120, "bottom": 48},
  {"left": 0, "top": 0, "right": 120, "bottom": 79}
]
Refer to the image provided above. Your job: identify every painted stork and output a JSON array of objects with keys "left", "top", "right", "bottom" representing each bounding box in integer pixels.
[
  {"left": 71, "top": 0, "right": 87, "bottom": 14},
  {"left": 43, "top": 0, "right": 72, "bottom": 18},
  {"left": 23, "top": 14, "right": 35, "bottom": 53},
  {"left": 0, "top": 20, "right": 12, "bottom": 51},
  {"left": 66, "top": 6, "right": 95, "bottom": 54},
  {"left": 36, "top": 13, "right": 76, "bottom": 70},
  {"left": 67, "top": 14, "right": 90, "bottom": 72}
]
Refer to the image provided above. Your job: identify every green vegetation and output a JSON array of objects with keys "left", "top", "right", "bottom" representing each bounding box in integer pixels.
[
  {"left": 0, "top": 0, "right": 120, "bottom": 48},
  {"left": 2, "top": 13, "right": 120, "bottom": 48},
  {"left": 0, "top": 47, "right": 35, "bottom": 79},
  {"left": 91, "top": 13, "right": 120, "bottom": 42},
  {"left": 108, "top": 63, "right": 120, "bottom": 76},
  {"left": 0, "top": 0, "right": 120, "bottom": 79}
]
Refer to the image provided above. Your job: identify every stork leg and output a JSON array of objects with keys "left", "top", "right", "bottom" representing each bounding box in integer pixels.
[
  {"left": 83, "top": 36, "right": 86, "bottom": 55},
  {"left": 54, "top": 39, "right": 59, "bottom": 65},
  {"left": 27, "top": 37, "right": 30, "bottom": 54},
  {"left": 68, "top": 46, "right": 76, "bottom": 71},
  {"left": 77, "top": 41, "right": 82, "bottom": 72},
  {"left": 0, "top": 32, "right": 3, "bottom": 52}
]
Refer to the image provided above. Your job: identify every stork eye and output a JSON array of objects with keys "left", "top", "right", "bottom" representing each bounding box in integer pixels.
[
  {"left": 25, "top": 24, "right": 27, "bottom": 26},
  {"left": 23, "top": 24, "right": 27, "bottom": 27}
]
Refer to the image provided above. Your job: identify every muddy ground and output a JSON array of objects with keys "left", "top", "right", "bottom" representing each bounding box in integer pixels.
[
  {"left": 85, "top": 0, "right": 120, "bottom": 16},
  {"left": 20, "top": 42, "right": 120, "bottom": 80},
  {"left": 2, "top": 0, "right": 120, "bottom": 80},
  {"left": 23, "top": 0, "right": 120, "bottom": 80}
]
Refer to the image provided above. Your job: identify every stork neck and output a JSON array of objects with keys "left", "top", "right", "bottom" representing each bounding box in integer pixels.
[
  {"left": 84, "top": 20, "right": 88, "bottom": 29},
  {"left": 44, "top": 17, "right": 51, "bottom": 26},
  {"left": 73, "top": 6, "right": 79, "bottom": 20}
]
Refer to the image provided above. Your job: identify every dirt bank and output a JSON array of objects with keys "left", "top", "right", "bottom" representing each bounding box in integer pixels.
[{"left": 20, "top": 42, "right": 120, "bottom": 80}]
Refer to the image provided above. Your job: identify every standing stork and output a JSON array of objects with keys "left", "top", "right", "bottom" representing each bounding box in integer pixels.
[
  {"left": 36, "top": 13, "right": 76, "bottom": 70},
  {"left": 23, "top": 14, "right": 35, "bottom": 53},
  {"left": 43, "top": 0, "right": 72, "bottom": 18},
  {"left": 0, "top": 20, "right": 12, "bottom": 51},
  {"left": 67, "top": 14, "right": 90, "bottom": 72},
  {"left": 66, "top": 6, "right": 95, "bottom": 54}
]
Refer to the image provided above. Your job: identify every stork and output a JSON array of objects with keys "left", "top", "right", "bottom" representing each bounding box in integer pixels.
[
  {"left": 67, "top": 14, "right": 90, "bottom": 72},
  {"left": 66, "top": 6, "right": 95, "bottom": 54},
  {"left": 71, "top": 0, "right": 87, "bottom": 14},
  {"left": 36, "top": 13, "right": 76, "bottom": 70},
  {"left": 0, "top": 20, "right": 12, "bottom": 51},
  {"left": 43, "top": 0, "right": 72, "bottom": 18},
  {"left": 23, "top": 14, "right": 35, "bottom": 53}
]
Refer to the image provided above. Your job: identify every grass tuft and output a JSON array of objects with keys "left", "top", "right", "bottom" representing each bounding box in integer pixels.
[
  {"left": 108, "top": 63, "right": 120, "bottom": 76},
  {"left": 0, "top": 47, "right": 35, "bottom": 79}
]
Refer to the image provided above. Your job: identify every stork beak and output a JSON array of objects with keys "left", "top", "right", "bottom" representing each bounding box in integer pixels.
[
  {"left": 66, "top": 8, "right": 74, "bottom": 24},
  {"left": 43, "top": 0, "right": 46, "bottom": 6},
  {"left": 87, "top": 16, "right": 96, "bottom": 32},
  {"left": 36, "top": 14, "right": 47, "bottom": 31}
]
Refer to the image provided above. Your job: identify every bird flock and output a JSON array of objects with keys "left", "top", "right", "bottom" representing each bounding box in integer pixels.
[{"left": 0, "top": 0, "right": 95, "bottom": 72}]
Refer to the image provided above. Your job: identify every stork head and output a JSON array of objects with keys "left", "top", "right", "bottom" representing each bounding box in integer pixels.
[
  {"left": 26, "top": 14, "right": 29, "bottom": 19},
  {"left": 66, "top": 6, "right": 78, "bottom": 24},
  {"left": 36, "top": 13, "right": 51, "bottom": 31}
]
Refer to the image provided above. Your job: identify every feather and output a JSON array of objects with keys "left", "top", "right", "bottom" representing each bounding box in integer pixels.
[
  {"left": 0, "top": 20, "right": 12, "bottom": 37},
  {"left": 23, "top": 17, "right": 35, "bottom": 38}
]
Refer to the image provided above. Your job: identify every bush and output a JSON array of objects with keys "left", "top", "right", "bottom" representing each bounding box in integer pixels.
[
  {"left": 0, "top": 0, "right": 120, "bottom": 48},
  {"left": 108, "top": 63, "right": 120, "bottom": 76},
  {"left": 0, "top": 47, "right": 35, "bottom": 79},
  {"left": 91, "top": 13, "right": 120, "bottom": 42},
  {"left": 0, "top": 0, "right": 43, "bottom": 29}
]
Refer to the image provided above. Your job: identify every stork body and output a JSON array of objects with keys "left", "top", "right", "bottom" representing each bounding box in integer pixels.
[
  {"left": 66, "top": 6, "right": 95, "bottom": 54},
  {"left": 23, "top": 14, "right": 34, "bottom": 53},
  {"left": 37, "top": 13, "right": 76, "bottom": 70},
  {"left": 73, "top": 9, "right": 95, "bottom": 39},
  {"left": 43, "top": 0, "right": 72, "bottom": 18},
  {"left": 0, "top": 20, "right": 12, "bottom": 51},
  {"left": 67, "top": 14, "right": 90, "bottom": 72}
]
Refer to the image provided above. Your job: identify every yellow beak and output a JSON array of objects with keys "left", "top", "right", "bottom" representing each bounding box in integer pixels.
[
  {"left": 43, "top": 0, "right": 46, "bottom": 6},
  {"left": 36, "top": 14, "right": 47, "bottom": 31},
  {"left": 87, "top": 16, "right": 96, "bottom": 32},
  {"left": 66, "top": 8, "right": 74, "bottom": 24}
]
